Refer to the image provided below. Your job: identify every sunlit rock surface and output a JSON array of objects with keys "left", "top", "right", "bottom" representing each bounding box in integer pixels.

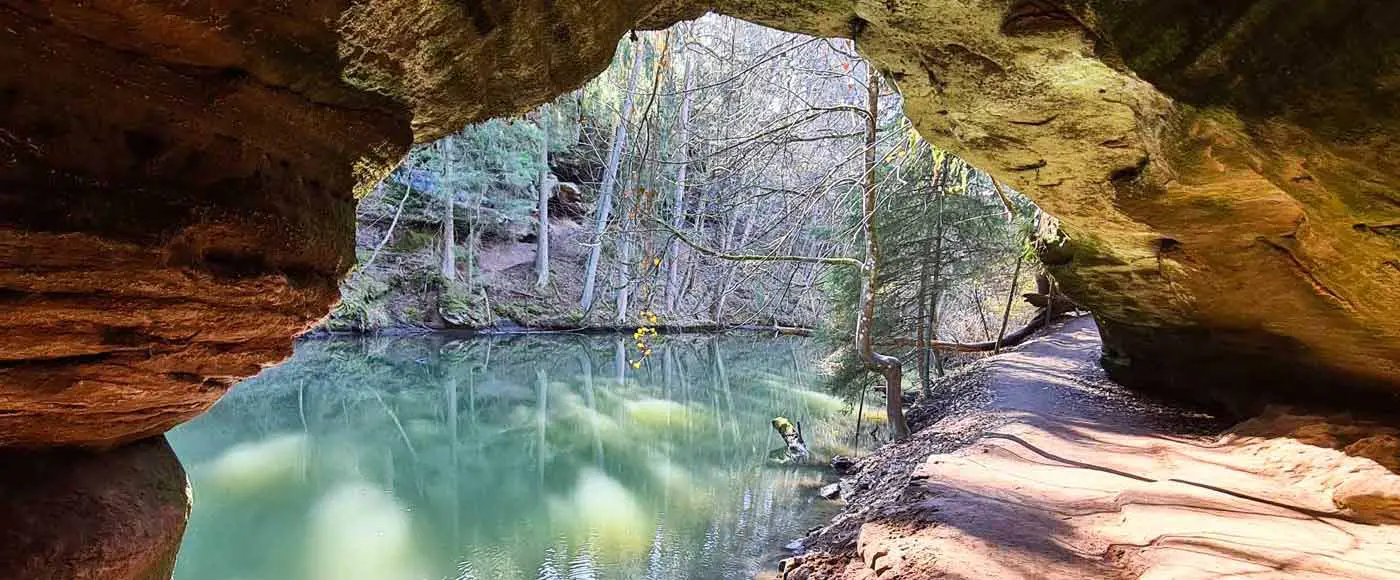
[
  {"left": 779, "top": 317, "right": 1400, "bottom": 579},
  {"left": 2, "top": 1, "right": 1398, "bottom": 446},
  {"left": 0, "top": 437, "right": 189, "bottom": 579}
]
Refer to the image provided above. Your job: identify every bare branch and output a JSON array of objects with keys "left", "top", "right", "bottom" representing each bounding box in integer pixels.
[{"left": 652, "top": 218, "right": 865, "bottom": 270}]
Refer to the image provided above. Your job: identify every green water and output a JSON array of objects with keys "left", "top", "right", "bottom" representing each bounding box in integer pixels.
[{"left": 169, "top": 333, "right": 867, "bottom": 580}]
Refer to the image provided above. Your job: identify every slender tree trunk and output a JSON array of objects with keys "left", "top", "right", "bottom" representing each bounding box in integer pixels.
[
  {"left": 855, "top": 63, "right": 911, "bottom": 440},
  {"left": 713, "top": 202, "right": 757, "bottom": 324},
  {"left": 466, "top": 186, "right": 481, "bottom": 289},
  {"left": 973, "top": 281, "right": 994, "bottom": 340},
  {"left": 439, "top": 137, "right": 456, "bottom": 282},
  {"left": 994, "top": 250, "right": 1026, "bottom": 354},
  {"left": 614, "top": 175, "right": 635, "bottom": 323},
  {"left": 678, "top": 187, "right": 708, "bottom": 316},
  {"left": 928, "top": 181, "right": 947, "bottom": 379},
  {"left": 535, "top": 107, "right": 551, "bottom": 289},
  {"left": 465, "top": 222, "right": 477, "bottom": 288},
  {"left": 914, "top": 172, "right": 936, "bottom": 396},
  {"left": 665, "top": 44, "right": 694, "bottom": 315},
  {"left": 582, "top": 38, "right": 646, "bottom": 310}
]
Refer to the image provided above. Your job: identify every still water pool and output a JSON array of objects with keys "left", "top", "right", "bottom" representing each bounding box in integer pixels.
[{"left": 169, "top": 333, "right": 867, "bottom": 580}]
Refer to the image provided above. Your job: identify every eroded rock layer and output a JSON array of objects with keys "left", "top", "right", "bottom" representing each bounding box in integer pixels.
[
  {"left": 0, "top": 1, "right": 407, "bottom": 446},
  {"left": 2, "top": 0, "right": 1398, "bottom": 445}
]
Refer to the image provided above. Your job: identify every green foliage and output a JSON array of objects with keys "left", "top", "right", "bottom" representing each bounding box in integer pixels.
[
  {"left": 820, "top": 136, "right": 1037, "bottom": 396},
  {"left": 821, "top": 345, "right": 878, "bottom": 401}
]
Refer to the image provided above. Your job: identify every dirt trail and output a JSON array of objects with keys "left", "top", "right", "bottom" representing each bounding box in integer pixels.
[{"left": 781, "top": 317, "right": 1400, "bottom": 579}]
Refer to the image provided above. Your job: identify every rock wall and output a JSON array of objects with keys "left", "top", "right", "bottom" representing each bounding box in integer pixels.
[
  {"left": 0, "top": 437, "right": 190, "bottom": 579},
  {"left": 0, "top": 1, "right": 408, "bottom": 447},
  {"left": 2, "top": 0, "right": 1398, "bottom": 449}
]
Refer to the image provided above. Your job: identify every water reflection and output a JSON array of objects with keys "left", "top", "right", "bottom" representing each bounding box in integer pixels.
[{"left": 169, "top": 334, "right": 863, "bottom": 580}]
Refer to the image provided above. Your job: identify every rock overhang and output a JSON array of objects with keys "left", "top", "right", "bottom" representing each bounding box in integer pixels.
[{"left": 1, "top": 0, "right": 1398, "bottom": 447}]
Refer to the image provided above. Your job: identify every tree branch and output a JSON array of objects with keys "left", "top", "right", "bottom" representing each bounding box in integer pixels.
[
  {"left": 990, "top": 177, "right": 1016, "bottom": 223},
  {"left": 651, "top": 218, "right": 864, "bottom": 270},
  {"left": 360, "top": 181, "right": 413, "bottom": 273},
  {"left": 879, "top": 309, "right": 1073, "bottom": 352}
]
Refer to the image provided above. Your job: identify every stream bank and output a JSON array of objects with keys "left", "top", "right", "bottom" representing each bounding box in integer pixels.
[{"left": 777, "top": 317, "right": 1400, "bottom": 579}]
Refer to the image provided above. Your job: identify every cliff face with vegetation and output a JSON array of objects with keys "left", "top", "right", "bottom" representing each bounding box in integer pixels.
[{"left": 4, "top": 0, "right": 1398, "bottom": 448}]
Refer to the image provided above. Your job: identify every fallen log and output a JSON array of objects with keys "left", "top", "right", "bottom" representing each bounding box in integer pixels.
[
  {"left": 769, "top": 417, "right": 811, "bottom": 464},
  {"left": 878, "top": 309, "right": 1076, "bottom": 352}
]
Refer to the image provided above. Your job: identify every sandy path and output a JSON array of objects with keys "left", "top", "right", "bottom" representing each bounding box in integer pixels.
[{"left": 782, "top": 317, "right": 1400, "bottom": 579}]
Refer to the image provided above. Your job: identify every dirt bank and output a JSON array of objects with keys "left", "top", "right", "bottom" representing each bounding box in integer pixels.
[{"left": 780, "top": 317, "right": 1400, "bottom": 579}]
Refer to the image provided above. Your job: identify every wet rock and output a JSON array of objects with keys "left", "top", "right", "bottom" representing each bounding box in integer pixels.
[
  {"left": 830, "top": 455, "right": 855, "bottom": 473},
  {"left": 0, "top": 437, "right": 190, "bottom": 579},
  {"left": 819, "top": 483, "right": 842, "bottom": 500}
]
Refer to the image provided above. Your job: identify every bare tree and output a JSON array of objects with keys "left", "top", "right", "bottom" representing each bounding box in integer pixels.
[
  {"left": 440, "top": 136, "right": 456, "bottom": 282},
  {"left": 854, "top": 62, "right": 911, "bottom": 440},
  {"left": 534, "top": 107, "right": 552, "bottom": 289},
  {"left": 665, "top": 32, "right": 695, "bottom": 315},
  {"left": 582, "top": 37, "right": 647, "bottom": 310}
]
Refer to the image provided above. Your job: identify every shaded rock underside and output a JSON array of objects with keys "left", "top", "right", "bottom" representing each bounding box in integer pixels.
[{"left": 2, "top": 0, "right": 1399, "bottom": 446}]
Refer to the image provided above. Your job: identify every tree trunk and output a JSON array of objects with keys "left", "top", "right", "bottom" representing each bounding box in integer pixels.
[
  {"left": 994, "top": 250, "right": 1026, "bottom": 354},
  {"left": 770, "top": 417, "right": 810, "bottom": 463},
  {"left": 665, "top": 41, "right": 694, "bottom": 316},
  {"left": 928, "top": 178, "right": 947, "bottom": 380},
  {"left": 582, "top": 37, "right": 646, "bottom": 310},
  {"left": 855, "top": 62, "right": 911, "bottom": 440},
  {"left": 713, "top": 201, "right": 757, "bottom": 324},
  {"left": 466, "top": 180, "right": 482, "bottom": 289},
  {"left": 914, "top": 159, "right": 941, "bottom": 397},
  {"left": 973, "top": 281, "right": 993, "bottom": 340},
  {"left": 534, "top": 107, "right": 551, "bottom": 289},
  {"left": 439, "top": 137, "right": 456, "bottom": 282},
  {"left": 614, "top": 175, "right": 635, "bottom": 323}
]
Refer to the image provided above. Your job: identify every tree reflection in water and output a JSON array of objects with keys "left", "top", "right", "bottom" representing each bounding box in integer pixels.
[{"left": 170, "top": 333, "right": 874, "bottom": 580}]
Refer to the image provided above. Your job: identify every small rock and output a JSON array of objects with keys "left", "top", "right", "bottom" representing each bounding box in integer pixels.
[
  {"left": 819, "top": 482, "right": 842, "bottom": 500},
  {"left": 1344, "top": 434, "right": 1400, "bottom": 472},
  {"left": 831, "top": 455, "right": 855, "bottom": 473}
]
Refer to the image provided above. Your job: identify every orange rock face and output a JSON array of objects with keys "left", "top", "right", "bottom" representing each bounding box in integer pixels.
[
  {"left": 2, "top": 1, "right": 1399, "bottom": 447},
  {"left": 0, "top": 2, "right": 407, "bottom": 446}
]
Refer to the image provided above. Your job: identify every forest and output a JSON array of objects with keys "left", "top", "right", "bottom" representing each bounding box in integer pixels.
[{"left": 329, "top": 16, "right": 1057, "bottom": 425}]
